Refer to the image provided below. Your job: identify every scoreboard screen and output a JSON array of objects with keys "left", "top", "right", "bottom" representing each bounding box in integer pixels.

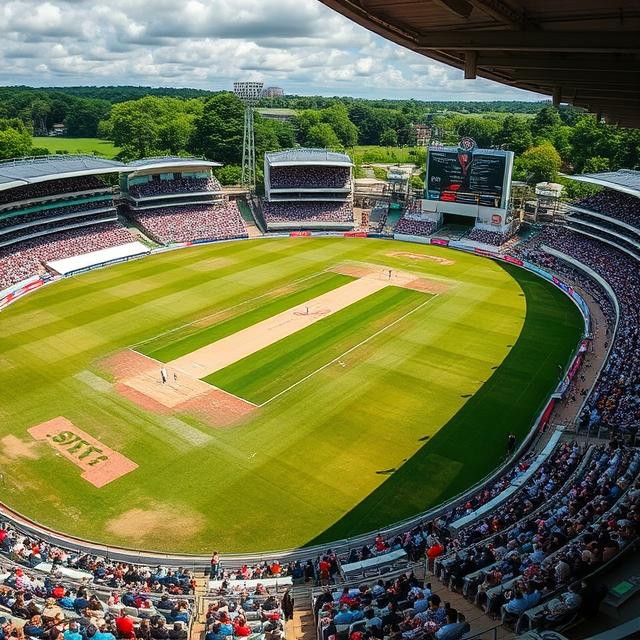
[{"left": 426, "top": 147, "right": 509, "bottom": 209}]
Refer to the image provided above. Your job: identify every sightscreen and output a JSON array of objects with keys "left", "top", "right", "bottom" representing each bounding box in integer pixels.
[{"left": 426, "top": 148, "right": 508, "bottom": 209}]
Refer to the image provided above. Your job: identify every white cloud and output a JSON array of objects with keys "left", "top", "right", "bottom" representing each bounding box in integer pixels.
[{"left": 0, "top": 0, "right": 545, "bottom": 101}]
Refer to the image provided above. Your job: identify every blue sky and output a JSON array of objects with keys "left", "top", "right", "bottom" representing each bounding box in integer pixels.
[{"left": 0, "top": 0, "right": 544, "bottom": 101}]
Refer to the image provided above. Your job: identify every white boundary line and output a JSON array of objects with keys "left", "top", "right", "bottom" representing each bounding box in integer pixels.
[
  {"left": 129, "top": 270, "right": 333, "bottom": 349},
  {"left": 258, "top": 293, "right": 440, "bottom": 407}
]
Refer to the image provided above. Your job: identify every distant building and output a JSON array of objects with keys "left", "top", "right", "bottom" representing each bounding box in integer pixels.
[
  {"left": 263, "top": 86, "right": 284, "bottom": 98},
  {"left": 413, "top": 123, "right": 432, "bottom": 147},
  {"left": 49, "top": 123, "right": 67, "bottom": 136}
]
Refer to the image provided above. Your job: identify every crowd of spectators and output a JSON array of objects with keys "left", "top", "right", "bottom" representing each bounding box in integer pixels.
[
  {"left": 0, "top": 522, "right": 197, "bottom": 640},
  {"left": 573, "top": 190, "right": 640, "bottom": 229},
  {"left": 0, "top": 523, "right": 195, "bottom": 597},
  {"left": 517, "top": 226, "right": 640, "bottom": 433},
  {"left": 126, "top": 203, "right": 247, "bottom": 245},
  {"left": 393, "top": 202, "right": 437, "bottom": 237},
  {"left": 315, "top": 573, "right": 470, "bottom": 640},
  {"left": 566, "top": 210, "right": 639, "bottom": 240},
  {"left": 262, "top": 202, "right": 353, "bottom": 224},
  {"left": 438, "top": 442, "right": 639, "bottom": 623},
  {"left": 466, "top": 223, "right": 520, "bottom": 247},
  {"left": 129, "top": 177, "right": 221, "bottom": 199},
  {"left": 204, "top": 591, "right": 288, "bottom": 640},
  {"left": 268, "top": 167, "right": 350, "bottom": 190},
  {"left": 0, "top": 177, "right": 108, "bottom": 207},
  {"left": 393, "top": 218, "right": 437, "bottom": 237},
  {"left": 0, "top": 223, "right": 136, "bottom": 290},
  {"left": 0, "top": 201, "right": 116, "bottom": 234}
]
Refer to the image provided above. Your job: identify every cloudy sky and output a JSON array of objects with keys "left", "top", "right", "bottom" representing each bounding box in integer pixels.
[{"left": 0, "top": 0, "right": 543, "bottom": 101}]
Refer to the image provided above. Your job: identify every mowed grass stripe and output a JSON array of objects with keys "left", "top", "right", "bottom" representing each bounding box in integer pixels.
[
  {"left": 205, "top": 286, "right": 431, "bottom": 404},
  {"left": 139, "top": 272, "right": 353, "bottom": 361},
  {"left": 309, "top": 264, "right": 583, "bottom": 543}
]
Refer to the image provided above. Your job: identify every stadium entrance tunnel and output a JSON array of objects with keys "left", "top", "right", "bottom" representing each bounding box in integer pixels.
[
  {"left": 304, "top": 263, "right": 583, "bottom": 547},
  {"left": 442, "top": 212, "right": 475, "bottom": 227}
]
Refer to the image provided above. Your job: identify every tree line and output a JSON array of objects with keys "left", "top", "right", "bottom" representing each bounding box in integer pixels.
[{"left": 0, "top": 86, "right": 638, "bottom": 189}]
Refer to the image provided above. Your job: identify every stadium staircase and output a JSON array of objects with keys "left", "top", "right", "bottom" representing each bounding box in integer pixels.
[
  {"left": 120, "top": 215, "right": 158, "bottom": 247},
  {"left": 425, "top": 572, "right": 517, "bottom": 640},
  {"left": 190, "top": 573, "right": 210, "bottom": 640},
  {"left": 289, "top": 583, "right": 317, "bottom": 640}
]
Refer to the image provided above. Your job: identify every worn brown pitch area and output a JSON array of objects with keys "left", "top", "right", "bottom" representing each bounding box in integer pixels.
[{"left": 102, "top": 350, "right": 256, "bottom": 427}]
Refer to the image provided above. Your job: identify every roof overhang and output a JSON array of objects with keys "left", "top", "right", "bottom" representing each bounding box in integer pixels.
[
  {"left": 317, "top": 0, "right": 640, "bottom": 128},
  {"left": 269, "top": 160, "right": 353, "bottom": 168},
  {"left": 126, "top": 158, "right": 222, "bottom": 176},
  {"left": 0, "top": 166, "right": 123, "bottom": 193},
  {"left": 562, "top": 173, "right": 640, "bottom": 199}
]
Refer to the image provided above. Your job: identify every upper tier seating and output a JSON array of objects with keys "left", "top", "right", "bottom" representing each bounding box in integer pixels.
[
  {"left": 268, "top": 167, "right": 350, "bottom": 190},
  {"left": 516, "top": 226, "right": 640, "bottom": 433},
  {"left": 129, "top": 176, "right": 222, "bottom": 199},
  {"left": 0, "top": 177, "right": 108, "bottom": 206},
  {"left": 573, "top": 191, "right": 640, "bottom": 230}
]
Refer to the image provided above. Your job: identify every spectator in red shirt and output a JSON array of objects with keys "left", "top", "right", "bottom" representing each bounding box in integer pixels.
[{"left": 115, "top": 615, "right": 135, "bottom": 640}]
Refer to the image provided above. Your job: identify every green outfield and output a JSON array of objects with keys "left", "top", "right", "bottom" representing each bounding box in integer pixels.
[
  {"left": 0, "top": 238, "right": 583, "bottom": 553},
  {"left": 32, "top": 137, "right": 121, "bottom": 158}
]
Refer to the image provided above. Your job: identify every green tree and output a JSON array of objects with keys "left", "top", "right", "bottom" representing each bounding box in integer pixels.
[
  {"left": 158, "top": 113, "right": 197, "bottom": 155},
  {"left": 305, "top": 123, "right": 341, "bottom": 148},
  {"left": 320, "top": 103, "right": 358, "bottom": 147},
  {"left": 65, "top": 98, "right": 111, "bottom": 137},
  {"left": 191, "top": 92, "right": 245, "bottom": 164},
  {"left": 455, "top": 117, "right": 500, "bottom": 147},
  {"left": 568, "top": 116, "right": 617, "bottom": 172},
  {"left": 295, "top": 104, "right": 358, "bottom": 148},
  {"left": 495, "top": 115, "right": 533, "bottom": 154},
  {"left": 531, "top": 106, "right": 561, "bottom": 138},
  {"left": 380, "top": 128, "right": 398, "bottom": 147},
  {"left": 100, "top": 96, "right": 200, "bottom": 159},
  {"left": 613, "top": 128, "right": 640, "bottom": 170},
  {"left": 0, "top": 118, "right": 33, "bottom": 159},
  {"left": 582, "top": 156, "right": 610, "bottom": 173},
  {"left": 513, "top": 142, "right": 562, "bottom": 184},
  {"left": 215, "top": 165, "right": 243, "bottom": 185},
  {"left": 30, "top": 99, "right": 50, "bottom": 135}
]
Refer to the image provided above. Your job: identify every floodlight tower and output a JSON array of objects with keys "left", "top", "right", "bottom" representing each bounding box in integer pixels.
[{"left": 234, "top": 81, "right": 264, "bottom": 188}]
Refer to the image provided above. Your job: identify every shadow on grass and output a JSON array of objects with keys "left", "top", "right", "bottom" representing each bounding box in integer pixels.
[{"left": 305, "top": 263, "right": 584, "bottom": 546}]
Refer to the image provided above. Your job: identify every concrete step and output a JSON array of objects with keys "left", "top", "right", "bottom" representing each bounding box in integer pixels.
[{"left": 291, "top": 607, "right": 317, "bottom": 640}]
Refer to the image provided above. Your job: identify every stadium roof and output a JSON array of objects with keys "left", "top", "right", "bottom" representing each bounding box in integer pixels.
[
  {"left": 317, "top": 0, "right": 640, "bottom": 127},
  {"left": 565, "top": 169, "right": 640, "bottom": 198},
  {"left": 266, "top": 148, "right": 353, "bottom": 167},
  {"left": 0, "top": 155, "right": 124, "bottom": 192},
  {"left": 126, "top": 157, "right": 222, "bottom": 172}
]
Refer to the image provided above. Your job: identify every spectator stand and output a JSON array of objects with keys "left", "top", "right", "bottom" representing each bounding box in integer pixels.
[
  {"left": 436, "top": 440, "right": 594, "bottom": 594},
  {"left": 125, "top": 202, "right": 248, "bottom": 247},
  {"left": 512, "top": 482, "right": 640, "bottom": 634},
  {"left": 0, "top": 199, "right": 118, "bottom": 237},
  {"left": 566, "top": 206, "right": 640, "bottom": 243},
  {"left": 541, "top": 245, "right": 621, "bottom": 432},
  {"left": 124, "top": 157, "right": 222, "bottom": 204},
  {"left": 532, "top": 231, "right": 640, "bottom": 436},
  {"left": 263, "top": 149, "right": 354, "bottom": 231},
  {"left": 207, "top": 578, "right": 292, "bottom": 594},
  {"left": 481, "top": 450, "right": 640, "bottom": 619},
  {"left": 447, "top": 429, "right": 565, "bottom": 536},
  {"left": 339, "top": 549, "right": 408, "bottom": 581}
]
